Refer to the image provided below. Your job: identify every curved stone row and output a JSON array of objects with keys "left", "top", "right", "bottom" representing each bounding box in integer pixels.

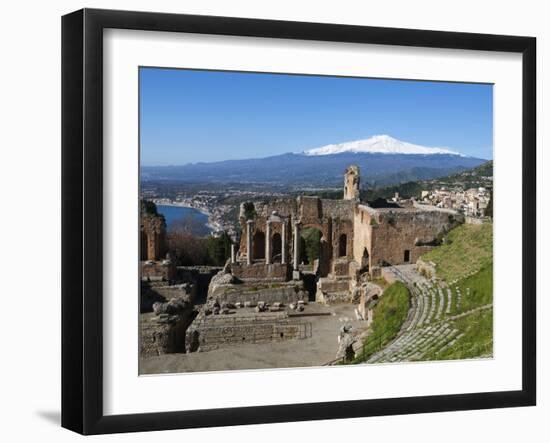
[{"left": 365, "top": 265, "right": 482, "bottom": 364}]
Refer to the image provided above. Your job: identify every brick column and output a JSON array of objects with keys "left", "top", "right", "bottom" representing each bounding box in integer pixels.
[
  {"left": 246, "top": 220, "right": 253, "bottom": 265},
  {"left": 281, "top": 220, "right": 287, "bottom": 264},
  {"left": 265, "top": 220, "right": 272, "bottom": 264}
]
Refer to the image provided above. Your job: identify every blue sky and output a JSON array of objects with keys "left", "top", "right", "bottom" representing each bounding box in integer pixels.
[{"left": 140, "top": 68, "right": 493, "bottom": 165}]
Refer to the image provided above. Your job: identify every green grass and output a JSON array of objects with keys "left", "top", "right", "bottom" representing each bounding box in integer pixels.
[
  {"left": 421, "top": 223, "right": 493, "bottom": 282},
  {"left": 424, "top": 308, "right": 493, "bottom": 361},
  {"left": 419, "top": 223, "right": 494, "bottom": 361},
  {"left": 453, "top": 264, "right": 493, "bottom": 313},
  {"left": 350, "top": 281, "right": 410, "bottom": 363}
]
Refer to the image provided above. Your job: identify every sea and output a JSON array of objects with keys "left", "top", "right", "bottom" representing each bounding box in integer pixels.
[{"left": 156, "top": 205, "right": 211, "bottom": 236}]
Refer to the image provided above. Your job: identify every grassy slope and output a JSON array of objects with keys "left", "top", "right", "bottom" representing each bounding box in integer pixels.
[
  {"left": 422, "top": 223, "right": 493, "bottom": 282},
  {"left": 426, "top": 309, "right": 493, "bottom": 360},
  {"left": 454, "top": 264, "right": 493, "bottom": 313},
  {"left": 422, "top": 223, "right": 494, "bottom": 360},
  {"left": 351, "top": 281, "right": 410, "bottom": 363}
]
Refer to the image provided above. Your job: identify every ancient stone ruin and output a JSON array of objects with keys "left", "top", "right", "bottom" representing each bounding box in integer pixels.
[
  {"left": 181, "top": 165, "right": 463, "bottom": 354},
  {"left": 229, "top": 165, "right": 462, "bottom": 302},
  {"left": 139, "top": 202, "right": 176, "bottom": 281}
]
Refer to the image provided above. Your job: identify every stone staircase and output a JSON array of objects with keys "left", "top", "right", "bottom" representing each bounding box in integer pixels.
[{"left": 366, "top": 265, "right": 491, "bottom": 364}]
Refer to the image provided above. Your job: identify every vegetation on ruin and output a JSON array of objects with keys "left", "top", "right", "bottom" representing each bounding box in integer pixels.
[
  {"left": 300, "top": 227, "right": 322, "bottom": 264},
  {"left": 421, "top": 222, "right": 493, "bottom": 283},
  {"left": 454, "top": 264, "right": 493, "bottom": 313},
  {"left": 140, "top": 199, "right": 159, "bottom": 215},
  {"left": 421, "top": 222, "right": 494, "bottom": 361},
  {"left": 242, "top": 201, "right": 256, "bottom": 220},
  {"left": 424, "top": 308, "right": 493, "bottom": 361},
  {"left": 206, "top": 233, "right": 233, "bottom": 266},
  {"left": 350, "top": 281, "right": 410, "bottom": 363}
]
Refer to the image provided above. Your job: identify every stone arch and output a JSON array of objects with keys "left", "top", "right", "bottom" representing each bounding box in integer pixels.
[
  {"left": 272, "top": 232, "right": 282, "bottom": 261},
  {"left": 300, "top": 222, "right": 329, "bottom": 244},
  {"left": 361, "top": 247, "right": 370, "bottom": 269},
  {"left": 300, "top": 227, "right": 322, "bottom": 265},
  {"left": 299, "top": 225, "right": 331, "bottom": 277},
  {"left": 338, "top": 233, "right": 347, "bottom": 257},
  {"left": 253, "top": 231, "right": 265, "bottom": 260}
]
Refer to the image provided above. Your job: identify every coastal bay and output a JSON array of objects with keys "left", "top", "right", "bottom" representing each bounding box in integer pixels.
[{"left": 156, "top": 205, "right": 211, "bottom": 236}]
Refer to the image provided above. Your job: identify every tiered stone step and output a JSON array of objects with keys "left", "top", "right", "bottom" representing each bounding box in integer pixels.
[
  {"left": 368, "top": 321, "right": 460, "bottom": 363},
  {"left": 364, "top": 265, "right": 480, "bottom": 364}
]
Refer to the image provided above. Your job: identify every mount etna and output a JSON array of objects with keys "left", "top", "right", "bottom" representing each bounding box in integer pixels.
[{"left": 141, "top": 135, "right": 487, "bottom": 187}]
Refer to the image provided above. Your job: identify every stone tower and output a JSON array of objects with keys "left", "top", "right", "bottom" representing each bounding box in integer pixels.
[
  {"left": 343, "top": 165, "right": 360, "bottom": 201},
  {"left": 140, "top": 201, "right": 168, "bottom": 261}
]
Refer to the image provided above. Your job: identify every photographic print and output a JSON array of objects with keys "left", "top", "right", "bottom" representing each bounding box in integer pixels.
[{"left": 138, "top": 68, "right": 494, "bottom": 374}]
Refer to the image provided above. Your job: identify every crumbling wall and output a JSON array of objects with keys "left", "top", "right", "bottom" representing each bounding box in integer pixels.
[
  {"left": 353, "top": 204, "right": 463, "bottom": 271},
  {"left": 140, "top": 212, "right": 167, "bottom": 261},
  {"left": 353, "top": 205, "right": 375, "bottom": 267},
  {"left": 140, "top": 281, "right": 198, "bottom": 356},
  {"left": 238, "top": 196, "right": 355, "bottom": 273},
  {"left": 140, "top": 280, "right": 196, "bottom": 313},
  {"left": 370, "top": 209, "right": 462, "bottom": 266},
  {"left": 316, "top": 277, "right": 352, "bottom": 304},
  {"left": 140, "top": 310, "right": 195, "bottom": 357},
  {"left": 186, "top": 311, "right": 311, "bottom": 352},
  {"left": 140, "top": 260, "right": 176, "bottom": 281},
  {"left": 330, "top": 217, "right": 354, "bottom": 270},
  {"left": 343, "top": 165, "right": 360, "bottom": 201},
  {"left": 231, "top": 262, "right": 291, "bottom": 281},
  {"left": 321, "top": 199, "right": 354, "bottom": 221},
  {"left": 208, "top": 268, "right": 308, "bottom": 304}
]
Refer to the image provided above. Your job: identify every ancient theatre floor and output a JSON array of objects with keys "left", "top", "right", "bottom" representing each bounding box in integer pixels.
[{"left": 139, "top": 303, "right": 366, "bottom": 374}]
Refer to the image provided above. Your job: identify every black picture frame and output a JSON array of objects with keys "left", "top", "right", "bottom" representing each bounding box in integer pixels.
[{"left": 61, "top": 8, "right": 536, "bottom": 435}]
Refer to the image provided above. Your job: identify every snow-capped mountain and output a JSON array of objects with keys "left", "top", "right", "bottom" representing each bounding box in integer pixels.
[
  {"left": 303, "top": 135, "right": 465, "bottom": 157},
  {"left": 141, "top": 135, "right": 485, "bottom": 186}
]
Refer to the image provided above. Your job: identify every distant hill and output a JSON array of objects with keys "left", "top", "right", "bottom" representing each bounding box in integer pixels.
[
  {"left": 141, "top": 138, "right": 487, "bottom": 188},
  {"left": 359, "top": 160, "right": 493, "bottom": 201},
  {"left": 295, "top": 160, "right": 493, "bottom": 202}
]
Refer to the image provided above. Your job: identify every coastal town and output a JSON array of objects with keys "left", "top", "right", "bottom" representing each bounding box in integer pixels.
[
  {"left": 418, "top": 186, "right": 491, "bottom": 218},
  {"left": 141, "top": 177, "right": 492, "bottom": 241},
  {"left": 142, "top": 186, "right": 286, "bottom": 240}
]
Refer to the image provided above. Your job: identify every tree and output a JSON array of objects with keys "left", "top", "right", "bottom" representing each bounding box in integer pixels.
[
  {"left": 140, "top": 199, "right": 158, "bottom": 215},
  {"left": 300, "top": 228, "right": 321, "bottom": 264},
  {"left": 243, "top": 202, "right": 256, "bottom": 220},
  {"left": 167, "top": 218, "right": 210, "bottom": 265},
  {"left": 206, "top": 232, "right": 232, "bottom": 266}
]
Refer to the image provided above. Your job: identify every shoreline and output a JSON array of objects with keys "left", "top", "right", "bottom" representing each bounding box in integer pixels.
[
  {"left": 154, "top": 201, "right": 219, "bottom": 234},
  {"left": 153, "top": 200, "right": 211, "bottom": 217}
]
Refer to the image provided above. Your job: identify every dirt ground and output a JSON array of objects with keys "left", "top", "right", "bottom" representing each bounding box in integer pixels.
[{"left": 139, "top": 303, "right": 367, "bottom": 374}]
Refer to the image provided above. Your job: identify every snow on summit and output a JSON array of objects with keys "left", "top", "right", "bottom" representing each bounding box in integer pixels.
[{"left": 303, "top": 135, "right": 464, "bottom": 157}]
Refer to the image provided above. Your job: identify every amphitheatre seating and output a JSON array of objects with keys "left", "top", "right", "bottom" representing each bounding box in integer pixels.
[{"left": 366, "top": 265, "right": 490, "bottom": 364}]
